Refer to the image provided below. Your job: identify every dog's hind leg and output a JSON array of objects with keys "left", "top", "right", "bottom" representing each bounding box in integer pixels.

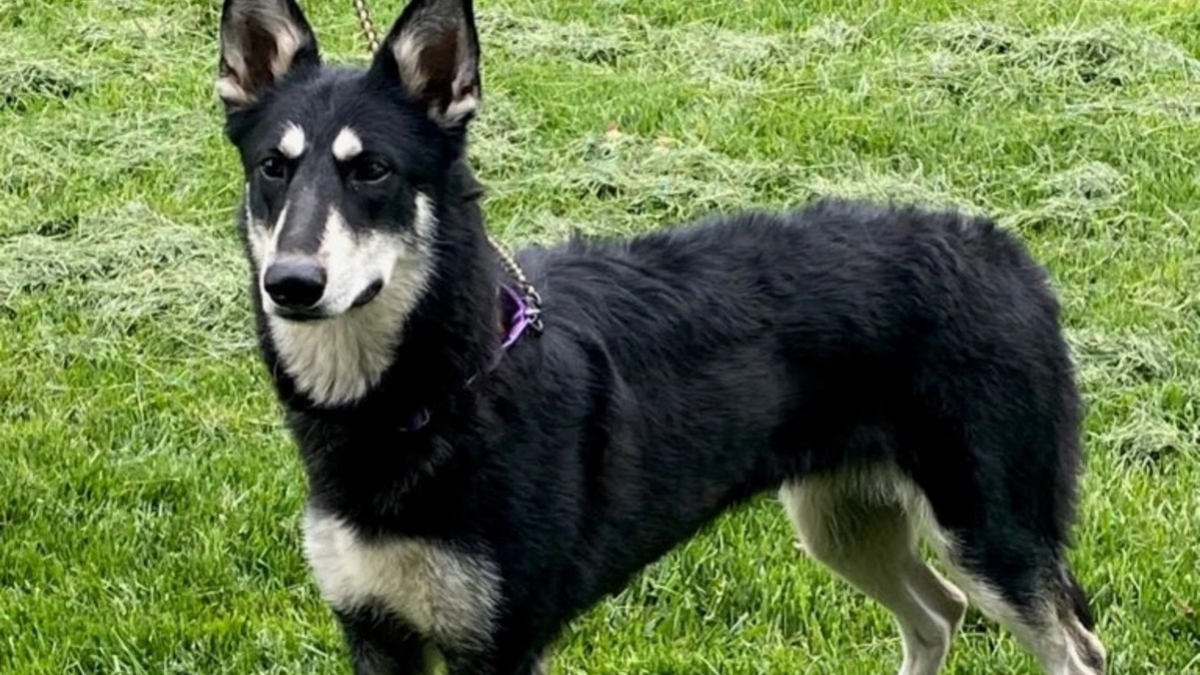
[
  {"left": 932, "top": 529, "right": 1107, "bottom": 674},
  {"left": 910, "top": 413, "right": 1107, "bottom": 672},
  {"left": 781, "top": 468, "right": 968, "bottom": 675}
]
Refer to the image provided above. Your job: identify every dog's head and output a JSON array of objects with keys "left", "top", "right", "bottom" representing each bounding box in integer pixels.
[
  {"left": 217, "top": 0, "right": 480, "bottom": 323},
  {"left": 216, "top": 0, "right": 486, "bottom": 406}
]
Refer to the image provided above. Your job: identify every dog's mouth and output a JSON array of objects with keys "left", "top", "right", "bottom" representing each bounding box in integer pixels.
[
  {"left": 267, "top": 278, "right": 386, "bottom": 323},
  {"left": 271, "top": 306, "right": 328, "bottom": 323},
  {"left": 351, "top": 279, "right": 384, "bottom": 309}
]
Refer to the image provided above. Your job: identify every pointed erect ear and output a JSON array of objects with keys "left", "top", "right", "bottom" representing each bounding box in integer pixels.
[
  {"left": 370, "top": 0, "right": 482, "bottom": 129},
  {"left": 216, "top": 0, "right": 320, "bottom": 108}
]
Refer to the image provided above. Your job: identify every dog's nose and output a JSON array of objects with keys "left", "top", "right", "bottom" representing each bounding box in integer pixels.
[{"left": 263, "top": 258, "right": 326, "bottom": 309}]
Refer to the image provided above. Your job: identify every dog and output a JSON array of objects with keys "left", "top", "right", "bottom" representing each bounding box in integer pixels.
[{"left": 214, "top": 0, "right": 1108, "bottom": 673}]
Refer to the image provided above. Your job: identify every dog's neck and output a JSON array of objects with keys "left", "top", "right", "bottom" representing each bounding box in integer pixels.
[{"left": 368, "top": 213, "right": 501, "bottom": 421}]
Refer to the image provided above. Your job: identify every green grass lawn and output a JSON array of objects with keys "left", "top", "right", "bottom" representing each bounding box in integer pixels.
[{"left": 2, "top": 0, "right": 1199, "bottom": 672}]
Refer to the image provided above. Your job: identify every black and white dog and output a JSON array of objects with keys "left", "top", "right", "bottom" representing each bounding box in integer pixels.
[{"left": 215, "top": 0, "right": 1107, "bottom": 673}]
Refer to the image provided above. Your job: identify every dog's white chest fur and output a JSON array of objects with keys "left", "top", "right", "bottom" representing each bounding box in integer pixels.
[{"left": 303, "top": 509, "right": 501, "bottom": 648}]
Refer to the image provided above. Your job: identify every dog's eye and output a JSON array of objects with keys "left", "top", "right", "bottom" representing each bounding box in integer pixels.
[
  {"left": 351, "top": 160, "right": 391, "bottom": 184},
  {"left": 260, "top": 156, "right": 288, "bottom": 180}
]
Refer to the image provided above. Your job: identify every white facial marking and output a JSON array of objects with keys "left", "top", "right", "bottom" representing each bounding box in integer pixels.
[
  {"left": 252, "top": 201, "right": 289, "bottom": 283},
  {"left": 244, "top": 182, "right": 268, "bottom": 265},
  {"left": 332, "top": 127, "right": 363, "bottom": 161},
  {"left": 415, "top": 193, "right": 437, "bottom": 238},
  {"left": 304, "top": 508, "right": 501, "bottom": 649},
  {"left": 245, "top": 181, "right": 289, "bottom": 274},
  {"left": 278, "top": 121, "right": 307, "bottom": 159},
  {"left": 265, "top": 193, "right": 438, "bottom": 406}
]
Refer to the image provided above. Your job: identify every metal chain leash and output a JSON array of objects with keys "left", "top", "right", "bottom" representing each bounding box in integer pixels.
[
  {"left": 349, "top": 0, "right": 543, "bottom": 332},
  {"left": 350, "top": 0, "right": 381, "bottom": 53}
]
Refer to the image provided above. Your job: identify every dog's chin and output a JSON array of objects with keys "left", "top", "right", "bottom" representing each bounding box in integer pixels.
[{"left": 264, "top": 279, "right": 386, "bottom": 324}]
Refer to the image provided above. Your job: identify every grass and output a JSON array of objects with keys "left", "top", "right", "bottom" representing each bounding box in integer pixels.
[{"left": 1, "top": 0, "right": 1199, "bottom": 672}]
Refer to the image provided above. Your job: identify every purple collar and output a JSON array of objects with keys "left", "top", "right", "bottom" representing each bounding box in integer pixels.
[
  {"left": 494, "top": 283, "right": 540, "bottom": 361},
  {"left": 399, "top": 283, "right": 542, "bottom": 432}
]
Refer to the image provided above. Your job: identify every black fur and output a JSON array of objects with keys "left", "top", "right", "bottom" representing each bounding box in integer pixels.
[{"left": 217, "top": 1, "right": 1102, "bottom": 673}]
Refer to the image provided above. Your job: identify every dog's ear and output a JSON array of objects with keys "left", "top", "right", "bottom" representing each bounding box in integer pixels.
[
  {"left": 369, "top": 0, "right": 481, "bottom": 129},
  {"left": 216, "top": 0, "right": 320, "bottom": 108}
]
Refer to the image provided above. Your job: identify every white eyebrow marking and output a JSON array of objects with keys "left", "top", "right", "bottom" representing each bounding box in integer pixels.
[
  {"left": 332, "top": 127, "right": 363, "bottom": 161},
  {"left": 279, "top": 121, "right": 307, "bottom": 159}
]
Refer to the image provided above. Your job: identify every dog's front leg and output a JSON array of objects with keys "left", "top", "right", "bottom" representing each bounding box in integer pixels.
[{"left": 336, "top": 609, "right": 436, "bottom": 675}]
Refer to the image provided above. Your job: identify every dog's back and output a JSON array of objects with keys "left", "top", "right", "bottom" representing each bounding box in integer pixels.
[{"left": 507, "top": 198, "right": 1101, "bottom": 673}]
